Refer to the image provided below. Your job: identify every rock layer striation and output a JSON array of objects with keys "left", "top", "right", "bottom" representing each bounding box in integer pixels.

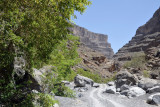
[
  {"left": 71, "top": 24, "right": 114, "bottom": 59},
  {"left": 114, "top": 8, "right": 160, "bottom": 62}
]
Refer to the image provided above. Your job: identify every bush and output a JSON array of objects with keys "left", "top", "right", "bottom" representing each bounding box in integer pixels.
[
  {"left": 123, "top": 52, "right": 146, "bottom": 69},
  {"left": 143, "top": 70, "right": 150, "bottom": 78}
]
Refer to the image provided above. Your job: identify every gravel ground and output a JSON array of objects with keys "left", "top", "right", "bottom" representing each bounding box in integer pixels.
[{"left": 55, "top": 83, "right": 157, "bottom": 107}]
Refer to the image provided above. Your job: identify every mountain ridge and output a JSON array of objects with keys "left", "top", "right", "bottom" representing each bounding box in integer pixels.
[
  {"left": 71, "top": 24, "right": 114, "bottom": 59},
  {"left": 114, "top": 7, "right": 160, "bottom": 62}
]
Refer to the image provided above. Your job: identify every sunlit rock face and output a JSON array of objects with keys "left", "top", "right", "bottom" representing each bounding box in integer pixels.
[
  {"left": 114, "top": 8, "right": 160, "bottom": 62},
  {"left": 71, "top": 24, "right": 114, "bottom": 59}
]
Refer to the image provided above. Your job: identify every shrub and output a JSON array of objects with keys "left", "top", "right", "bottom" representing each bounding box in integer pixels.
[
  {"left": 123, "top": 52, "right": 146, "bottom": 69},
  {"left": 143, "top": 70, "right": 150, "bottom": 78}
]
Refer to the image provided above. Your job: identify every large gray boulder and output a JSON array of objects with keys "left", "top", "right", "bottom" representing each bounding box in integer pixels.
[
  {"left": 127, "top": 87, "right": 146, "bottom": 98},
  {"left": 120, "top": 86, "right": 146, "bottom": 98},
  {"left": 138, "top": 77, "right": 158, "bottom": 91},
  {"left": 74, "top": 74, "right": 94, "bottom": 87},
  {"left": 148, "top": 86, "right": 160, "bottom": 94},
  {"left": 147, "top": 93, "right": 160, "bottom": 106},
  {"left": 32, "top": 65, "right": 55, "bottom": 92},
  {"left": 105, "top": 86, "right": 116, "bottom": 94},
  {"left": 115, "top": 69, "right": 138, "bottom": 88}
]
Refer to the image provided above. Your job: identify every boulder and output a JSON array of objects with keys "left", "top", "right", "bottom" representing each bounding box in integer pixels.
[
  {"left": 74, "top": 74, "right": 94, "bottom": 87},
  {"left": 105, "top": 86, "right": 116, "bottom": 94},
  {"left": 120, "top": 90, "right": 129, "bottom": 96},
  {"left": 138, "top": 77, "right": 158, "bottom": 91},
  {"left": 93, "top": 83, "right": 100, "bottom": 88},
  {"left": 147, "top": 93, "right": 160, "bottom": 106},
  {"left": 138, "top": 82, "right": 155, "bottom": 91},
  {"left": 107, "top": 81, "right": 115, "bottom": 86},
  {"left": 39, "top": 65, "right": 55, "bottom": 74},
  {"left": 120, "top": 87, "right": 146, "bottom": 98},
  {"left": 120, "top": 84, "right": 130, "bottom": 92},
  {"left": 33, "top": 68, "right": 45, "bottom": 86},
  {"left": 32, "top": 66, "right": 56, "bottom": 92},
  {"left": 116, "top": 88, "right": 121, "bottom": 92},
  {"left": 150, "top": 71, "right": 160, "bottom": 79},
  {"left": 115, "top": 69, "right": 138, "bottom": 88},
  {"left": 127, "top": 87, "right": 146, "bottom": 98},
  {"left": 148, "top": 86, "right": 160, "bottom": 94}
]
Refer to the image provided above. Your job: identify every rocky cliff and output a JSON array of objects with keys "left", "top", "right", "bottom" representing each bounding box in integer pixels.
[
  {"left": 114, "top": 8, "right": 160, "bottom": 62},
  {"left": 73, "top": 44, "right": 114, "bottom": 78},
  {"left": 71, "top": 24, "right": 114, "bottom": 59}
]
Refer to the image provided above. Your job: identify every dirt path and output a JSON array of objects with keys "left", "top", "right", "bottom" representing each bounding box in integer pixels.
[
  {"left": 89, "top": 84, "right": 125, "bottom": 107},
  {"left": 56, "top": 83, "right": 155, "bottom": 107}
]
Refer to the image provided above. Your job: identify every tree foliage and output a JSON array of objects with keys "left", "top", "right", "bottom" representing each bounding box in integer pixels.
[
  {"left": 0, "top": 0, "right": 91, "bottom": 106},
  {"left": 0, "top": 0, "right": 91, "bottom": 73}
]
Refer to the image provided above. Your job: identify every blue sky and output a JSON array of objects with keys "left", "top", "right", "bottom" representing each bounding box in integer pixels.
[{"left": 73, "top": 0, "right": 160, "bottom": 53}]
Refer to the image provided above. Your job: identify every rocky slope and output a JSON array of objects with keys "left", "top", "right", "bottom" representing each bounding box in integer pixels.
[
  {"left": 74, "top": 44, "right": 114, "bottom": 78},
  {"left": 114, "top": 8, "right": 160, "bottom": 63},
  {"left": 71, "top": 24, "right": 114, "bottom": 59}
]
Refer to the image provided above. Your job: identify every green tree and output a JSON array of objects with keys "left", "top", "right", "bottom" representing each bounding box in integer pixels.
[
  {"left": 0, "top": 0, "right": 91, "bottom": 106},
  {"left": 0, "top": 0, "right": 91, "bottom": 80}
]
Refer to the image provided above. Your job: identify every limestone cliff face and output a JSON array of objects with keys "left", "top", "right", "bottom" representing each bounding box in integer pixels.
[
  {"left": 114, "top": 8, "right": 160, "bottom": 62},
  {"left": 71, "top": 24, "right": 114, "bottom": 59}
]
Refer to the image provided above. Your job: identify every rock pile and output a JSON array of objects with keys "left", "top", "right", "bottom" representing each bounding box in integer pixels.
[{"left": 105, "top": 69, "right": 160, "bottom": 106}]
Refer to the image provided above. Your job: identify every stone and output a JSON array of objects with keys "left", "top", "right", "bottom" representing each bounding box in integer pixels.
[
  {"left": 127, "top": 87, "right": 146, "bottom": 98},
  {"left": 150, "top": 72, "right": 159, "bottom": 79},
  {"left": 33, "top": 68, "right": 45, "bottom": 86},
  {"left": 107, "top": 81, "right": 115, "bottom": 86},
  {"left": 116, "top": 88, "right": 121, "bottom": 92},
  {"left": 147, "top": 93, "right": 160, "bottom": 106},
  {"left": 120, "top": 84, "right": 130, "bottom": 92},
  {"left": 93, "top": 83, "right": 100, "bottom": 88},
  {"left": 120, "top": 90, "right": 129, "bottom": 96},
  {"left": 138, "top": 77, "right": 158, "bottom": 91},
  {"left": 105, "top": 86, "right": 116, "bottom": 94},
  {"left": 138, "top": 82, "right": 155, "bottom": 91},
  {"left": 74, "top": 74, "right": 94, "bottom": 87},
  {"left": 153, "top": 95, "right": 160, "bottom": 106},
  {"left": 115, "top": 69, "right": 138, "bottom": 88},
  {"left": 120, "top": 87, "right": 146, "bottom": 98},
  {"left": 31, "top": 66, "right": 56, "bottom": 92},
  {"left": 148, "top": 86, "right": 160, "bottom": 94}
]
